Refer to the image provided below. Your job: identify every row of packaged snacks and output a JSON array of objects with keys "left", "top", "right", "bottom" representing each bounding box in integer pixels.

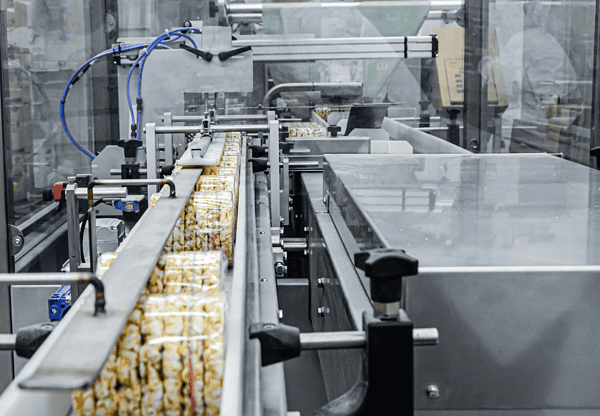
[{"left": 74, "top": 251, "right": 226, "bottom": 416}]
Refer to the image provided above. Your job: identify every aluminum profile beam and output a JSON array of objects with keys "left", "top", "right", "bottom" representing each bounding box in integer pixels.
[{"left": 233, "top": 36, "right": 438, "bottom": 62}]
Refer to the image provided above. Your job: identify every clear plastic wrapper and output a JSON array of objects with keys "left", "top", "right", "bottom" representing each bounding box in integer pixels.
[
  {"left": 195, "top": 175, "right": 235, "bottom": 194},
  {"left": 163, "top": 251, "right": 226, "bottom": 294},
  {"left": 188, "top": 191, "right": 234, "bottom": 265},
  {"left": 284, "top": 122, "right": 327, "bottom": 137}
]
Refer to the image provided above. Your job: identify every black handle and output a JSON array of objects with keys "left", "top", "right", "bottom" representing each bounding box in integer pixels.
[
  {"left": 179, "top": 43, "right": 213, "bottom": 62},
  {"left": 249, "top": 323, "right": 301, "bottom": 366},
  {"left": 249, "top": 145, "right": 267, "bottom": 158},
  {"left": 249, "top": 158, "right": 268, "bottom": 173},
  {"left": 354, "top": 248, "right": 418, "bottom": 304},
  {"left": 15, "top": 322, "right": 57, "bottom": 359},
  {"left": 218, "top": 45, "right": 251, "bottom": 62},
  {"left": 327, "top": 125, "right": 342, "bottom": 138},
  {"left": 117, "top": 139, "right": 143, "bottom": 158},
  {"left": 209, "top": 0, "right": 218, "bottom": 17}
]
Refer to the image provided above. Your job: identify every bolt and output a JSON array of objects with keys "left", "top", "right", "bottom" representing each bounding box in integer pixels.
[
  {"left": 274, "top": 262, "right": 285, "bottom": 276},
  {"left": 427, "top": 385, "right": 440, "bottom": 400},
  {"left": 317, "top": 307, "right": 330, "bottom": 317},
  {"left": 260, "top": 278, "right": 267, "bottom": 282},
  {"left": 278, "top": 310, "right": 283, "bottom": 319},
  {"left": 304, "top": 226, "right": 310, "bottom": 233},
  {"left": 12, "top": 236, "right": 23, "bottom": 247},
  {"left": 303, "top": 249, "right": 309, "bottom": 256},
  {"left": 263, "top": 323, "right": 275, "bottom": 329},
  {"left": 50, "top": 308, "right": 57, "bottom": 315}
]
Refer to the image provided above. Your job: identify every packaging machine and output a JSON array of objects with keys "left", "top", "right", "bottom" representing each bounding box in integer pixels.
[{"left": 1, "top": 1, "right": 600, "bottom": 416}]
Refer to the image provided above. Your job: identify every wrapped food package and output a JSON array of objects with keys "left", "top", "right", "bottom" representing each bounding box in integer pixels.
[
  {"left": 190, "top": 191, "right": 234, "bottom": 265},
  {"left": 163, "top": 251, "right": 226, "bottom": 294}
]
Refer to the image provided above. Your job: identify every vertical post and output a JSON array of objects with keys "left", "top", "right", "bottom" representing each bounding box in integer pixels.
[
  {"left": 281, "top": 157, "right": 289, "bottom": 226},
  {"left": 146, "top": 123, "right": 158, "bottom": 194},
  {"left": 88, "top": 207, "right": 98, "bottom": 274},
  {"left": 163, "top": 112, "right": 174, "bottom": 165},
  {"left": 463, "top": 0, "right": 488, "bottom": 152},
  {"left": 0, "top": 8, "right": 13, "bottom": 392},
  {"left": 66, "top": 182, "right": 80, "bottom": 272},
  {"left": 268, "top": 116, "right": 280, "bottom": 228},
  {"left": 591, "top": 0, "right": 600, "bottom": 166}
]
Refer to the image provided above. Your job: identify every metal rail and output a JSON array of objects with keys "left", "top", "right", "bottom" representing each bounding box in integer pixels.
[
  {"left": 17, "top": 169, "right": 201, "bottom": 391},
  {"left": 153, "top": 124, "right": 269, "bottom": 134},
  {"left": 0, "top": 273, "right": 105, "bottom": 316}
]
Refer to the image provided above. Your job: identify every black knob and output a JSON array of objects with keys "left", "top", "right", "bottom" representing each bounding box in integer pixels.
[
  {"left": 249, "top": 145, "right": 267, "bottom": 158},
  {"left": 183, "top": 20, "right": 192, "bottom": 28},
  {"left": 448, "top": 108, "right": 460, "bottom": 121},
  {"left": 327, "top": 125, "right": 342, "bottom": 138},
  {"left": 117, "top": 139, "right": 143, "bottom": 159},
  {"left": 249, "top": 158, "right": 268, "bottom": 173},
  {"left": 591, "top": 147, "right": 600, "bottom": 169},
  {"left": 419, "top": 100, "right": 430, "bottom": 112},
  {"left": 15, "top": 322, "right": 57, "bottom": 359},
  {"left": 280, "top": 142, "right": 293, "bottom": 153},
  {"left": 354, "top": 248, "right": 418, "bottom": 304},
  {"left": 209, "top": 1, "right": 218, "bottom": 18}
]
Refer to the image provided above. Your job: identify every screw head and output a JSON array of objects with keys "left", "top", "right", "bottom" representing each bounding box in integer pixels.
[
  {"left": 260, "top": 278, "right": 267, "bottom": 282},
  {"left": 263, "top": 323, "right": 275, "bottom": 329},
  {"left": 50, "top": 308, "right": 58, "bottom": 315},
  {"left": 427, "top": 385, "right": 440, "bottom": 400},
  {"left": 13, "top": 236, "right": 23, "bottom": 247}
]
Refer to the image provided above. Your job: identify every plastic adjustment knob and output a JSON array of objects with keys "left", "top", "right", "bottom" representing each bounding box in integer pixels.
[
  {"left": 249, "top": 145, "right": 267, "bottom": 158},
  {"left": 117, "top": 139, "right": 143, "bottom": 159},
  {"left": 249, "top": 158, "right": 268, "bottom": 173},
  {"left": 249, "top": 322, "right": 301, "bottom": 366},
  {"left": 208, "top": 1, "right": 218, "bottom": 18},
  {"left": 354, "top": 248, "right": 418, "bottom": 304},
  {"left": 15, "top": 322, "right": 57, "bottom": 359},
  {"left": 327, "top": 125, "right": 342, "bottom": 137}
]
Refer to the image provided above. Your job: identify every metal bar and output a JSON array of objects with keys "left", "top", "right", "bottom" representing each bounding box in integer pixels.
[
  {"left": 221, "top": 138, "right": 247, "bottom": 416},
  {"left": 146, "top": 123, "right": 158, "bottom": 194},
  {"left": 288, "top": 161, "right": 320, "bottom": 167},
  {"left": 0, "top": 273, "right": 104, "bottom": 317},
  {"left": 591, "top": 0, "right": 600, "bottom": 165},
  {"left": 88, "top": 208, "right": 97, "bottom": 275},
  {"left": 110, "top": 168, "right": 148, "bottom": 176},
  {"left": 0, "top": 334, "right": 15, "bottom": 351},
  {"left": 163, "top": 113, "right": 173, "bottom": 166},
  {"left": 230, "top": 13, "right": 262, "bottom": 23},
  {"left": 463, "top": 0, "right": 487, "bottom": 152},
  {"left": 263, "top": 82, "right": 362, "bottom": 113},
  {"left": 382, "top": 118, "right": 470, "bottom": 154},
  {"left": 255, "top": 172, "right": 288, "bottom": 415},
  {"left": 14, "top": 202, "right": 59, "bottom": 236},
  {"left": 281, "top": 157, "right": 289, "bottom": 226},
  {"left": 393, "top": 116, "right": 442, "bottom": 123},
  {"left": 268, "top": 119, "right": 280, "bottom": 227},
  {"left": 74, "top": 187, "right": 127, "bottom": 200},
  {"left": 87, "top": 179, "right": 175, "bottom": 202},
  {"left": 66, "top": 184, "right": 80, "bottom": 273},
  {"left": 17, "top": 169, "right": 201, "bottom": 391},
  {"left": 244, "top": 155, "right": 262, "bottom": 416},
  {"left": 300, "top": 331, "right": 365, "bottom": 350},
  {"left": 170, "top": 114, "right": 267, "bottom": 122},
  {"left": 153, "top": 124, "right": 269, "bottom": 134},
  {"left": 281, "top": 237, "right": 307, "bottom": 252},
  {"left": 228, "top": 3, "right": 263, "bottom": 14}
]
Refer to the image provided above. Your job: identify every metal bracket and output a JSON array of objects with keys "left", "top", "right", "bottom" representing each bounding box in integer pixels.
[{"left": 8, "top": 224, "right": 24, "bottom": 257}]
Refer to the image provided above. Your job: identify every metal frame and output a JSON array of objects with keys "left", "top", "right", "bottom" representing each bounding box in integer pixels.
[
  {"left": 16, "top": 169, "right": 199, "bottom": 391},
  {"left": 463, "top": 0, "right": 488, "bottom": 152}
]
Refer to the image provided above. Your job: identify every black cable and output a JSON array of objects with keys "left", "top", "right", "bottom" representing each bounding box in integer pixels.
[{"left": 79, "top": 199, "right": 104, "bottom": 265}]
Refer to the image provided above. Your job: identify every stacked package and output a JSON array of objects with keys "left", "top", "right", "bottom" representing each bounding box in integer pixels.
[
  {"left": 73, "top": 251, "right": 227, "bottom": 416},
  {"left": 184, "top": 192, "right": 234, "bottom": 266},
  {"left": 283, "top": 122, "right": 326, "bottom": 137}
]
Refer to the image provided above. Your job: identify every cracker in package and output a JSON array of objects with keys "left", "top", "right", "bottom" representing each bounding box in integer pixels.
[
  {"left": 72, "top": 387, "right": 95, "bottom": 416},
  {"left": 163, "top": 251, "right": 226, "bottom": 294},
  {"left": 191, "top": 191, "right": 234, "bottom": 265},
  {"left": 149, "top": 193, "right": 161, "bottom": 209},
  {"left": 203, "top": 293, "right": 226, "bottom": 416}
]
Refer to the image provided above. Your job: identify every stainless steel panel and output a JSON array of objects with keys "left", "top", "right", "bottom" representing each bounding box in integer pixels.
[
  {"left": 324, "top": 153, "right": 600, "bottom": 267},
  {"left": 409, "top": 266, "right": 600, "bottom": 410},
  {"left": 10, "top": 285, "right": 60, "bottom": 376}
]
